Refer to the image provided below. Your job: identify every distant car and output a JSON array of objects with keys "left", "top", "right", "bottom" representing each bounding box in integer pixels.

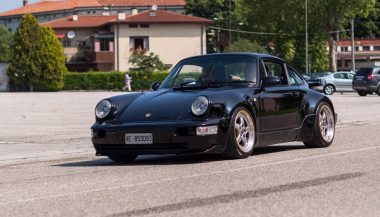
[
  {"left": 352, "top": 67, "right": 380, "bottom": 96},
  {"left": 315, "top": 72, "right": 355, "bottom": 95},
  {"left": 303, "top": 73, "right": 330, "bottom": 91},
  {"left": 91, "top": 53, "right": 337, "bottom": 162}
]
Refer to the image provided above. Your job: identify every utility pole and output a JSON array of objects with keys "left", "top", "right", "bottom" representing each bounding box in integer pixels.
[
  {"left": 305, "top": 0, "right": 309, "bottom": 73},
  {"left": 351, "top": 19, "right": 356, "bottom": 72},
  {"left": 229, "top": 0, "right": 232, "bottom": 46}
]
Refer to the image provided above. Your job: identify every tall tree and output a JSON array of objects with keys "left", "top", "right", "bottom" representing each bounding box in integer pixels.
[
  {"left": 7, "top": 14, "right": 66, "bottom": 91},
  {"left": 0, "top": 26, "right": 13, "bottom": 62},
  {"left": 310, "top": 0, "right": 375, "bottom": 71}
]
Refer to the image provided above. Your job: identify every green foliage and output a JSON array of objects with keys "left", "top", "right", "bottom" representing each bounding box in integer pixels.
[
  {"left": 7, "top": 14, "right": 67, "bottom": 91},
  {"left": 64, "top": 71, "right": 169, "bottom": 91},
  {"left": 129, "top": 52, "right": 170, "bottom": 72},
  {"left": 225, "top": 39, "right": 267, "bottom": 53},
  {"left": 0, "top": 26, "right": 12, "bottom": 62}
]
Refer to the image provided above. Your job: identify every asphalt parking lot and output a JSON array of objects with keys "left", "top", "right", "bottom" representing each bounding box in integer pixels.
[{"left": 0, "top": 92, "right": 379, "bottom": 217}]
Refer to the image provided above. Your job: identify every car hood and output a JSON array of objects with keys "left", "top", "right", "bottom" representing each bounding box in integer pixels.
[
  {"left": 117, "top": 88, "right": 230, "bottom": 122},
  {"left": 118, "top": 87, "right": 240, "bottom": 122}
]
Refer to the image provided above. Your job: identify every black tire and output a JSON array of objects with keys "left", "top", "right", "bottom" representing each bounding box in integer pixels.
[
  {"left": 223, "top": 107, "right": 256, "bottom": 159},
  {"left": 108, "top": 155, "right": 138, "bottom": 163},
  {"left": 323, "top": 84, "right": 335, "bottom": 95},
  {"left": 376, "top": 87, "right": 380, "bottom": 96},
  {"left": 357, "top": 91, "right": 368, "bottom": 96},
  {"left": 304, "top": 102, "right": 335, "bottom": 148}
]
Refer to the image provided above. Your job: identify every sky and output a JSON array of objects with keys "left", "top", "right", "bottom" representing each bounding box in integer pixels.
[{"left": 0, "top": 0, "right": 39, "bottom": 13}]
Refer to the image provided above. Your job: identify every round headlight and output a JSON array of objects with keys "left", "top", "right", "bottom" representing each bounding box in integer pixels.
[
  {"left": 95, "top": 100, "right": 112, "bottom": 119},
  {"left": 191, "top": 96, "right": 209, "bottom": 116}
]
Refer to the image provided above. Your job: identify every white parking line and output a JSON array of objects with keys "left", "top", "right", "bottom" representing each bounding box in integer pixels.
[{"left": 0, "top": 145, "right": 378, "bottom": 206}]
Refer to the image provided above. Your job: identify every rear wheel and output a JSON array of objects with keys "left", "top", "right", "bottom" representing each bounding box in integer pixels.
[
  {"left": 224, "top": 107, "right": 256, "bottom": 159},
  {"left": 108, "top": 155, "right": 138, "bottom": 163},
  {"left": 323, "top": 84, "right": 335, "bottom": 95},
  {"left": 357, "top": 91, "right": 368, "bottom": 96},
  {"left": 376, "top": 87, "right": 380, "bottom": 96},
  {"left": 304, "top": 102, "right": 335, "bottom": 148}
]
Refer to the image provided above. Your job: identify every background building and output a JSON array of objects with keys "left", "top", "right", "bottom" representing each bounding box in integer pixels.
[
  {"left": 42, "top": 10, "right": 211, "bottom": 71},
  {"left": 336, "top": 39, "right": 380, "bottom": 71},
  {"left": 0, "top": 0, "right": 186, "bottom": 33}
]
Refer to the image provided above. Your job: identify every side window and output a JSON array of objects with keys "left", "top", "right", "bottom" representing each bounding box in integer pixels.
[
  {"left": 287, "top": 65, "right": 303, "bottom": 85},
  {"left": 333, "top": 73, "right": 344, "bottom": 79},
  {"left": 263, "top": 60, "right": 287, "bottom": 85},
  {"left": 347, "top": 73, "right": 354, "bottom": 79}
]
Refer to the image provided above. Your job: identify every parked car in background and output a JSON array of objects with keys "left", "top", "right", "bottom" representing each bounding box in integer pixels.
[
  {"left": 315, "top": 72, "right": 355, "bottom": 95},
  {"left": 303, "top": 73, "right": 330, "bottom": 91},
  {"left": 353, "top": 67, "right": 380, "bottom": 96}
]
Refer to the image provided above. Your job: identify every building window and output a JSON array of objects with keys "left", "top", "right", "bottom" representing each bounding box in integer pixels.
[
  {"left": 140, "top": 24, "right": 150, "bottom": 28},
  {"left": 363, "top": 46, "right": 370, "bottom": 51},
  {"left": 62, "top": 40, "right": 71, "bottom": 47},
  {"left": 341, "top": 46, "right": 348, "bottom": 52},
  {"left": 374, "top": 46, "right": 380, "bottom": 51},
  {"left": 130, "top": 37, "right": 149, "bottom": 51},
  {"left": 355, "top": 46, "right": 359, "bottom": 51},
  {"left": 99, "top": 39, "right": 114, "bottom": 51},
  {"left": 77, "top": 41, "right": 87, "bottom": 47},
  {"left": 129, "top": 24, "right": 138, "bottom": 28},
  {"left": 337, "top": 60, "right": 342, "bottom": 68}
]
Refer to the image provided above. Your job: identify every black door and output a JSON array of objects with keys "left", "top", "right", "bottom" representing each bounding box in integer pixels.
[{"left": 258, "top": 60, "right": 302, "bottom": 133}]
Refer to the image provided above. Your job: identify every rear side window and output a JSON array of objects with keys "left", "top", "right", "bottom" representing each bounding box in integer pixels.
[
  {"left": 334, "top": 73, "right": 346, "bottom": 79},
  {"left": 356, "top": 68, "right": 373, "bottom": 76}
]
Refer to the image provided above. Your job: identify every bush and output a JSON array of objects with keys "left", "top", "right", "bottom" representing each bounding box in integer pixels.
[
  {"left": 64, "top": 71, "right": 169, "bottom": 91},
  {"left": 129, "top": 52, "right": 171, "bottom": 72}
]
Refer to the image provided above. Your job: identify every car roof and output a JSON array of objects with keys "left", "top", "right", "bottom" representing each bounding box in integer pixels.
[{"left": 180, "top": 52, "right": 285, "bottom": 62}]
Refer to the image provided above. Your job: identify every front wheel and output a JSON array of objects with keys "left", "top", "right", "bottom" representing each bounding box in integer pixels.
[
  {"left": 323, "top": 84, "right": 335, "bottom": 95},
  {"left": 224, "top": 107, "right": 256, "bottom": 159},
  {"left": 108, "top": 155, "right": 138, "bottom": 163},
  {"left": 357, "top": 91, "right": 368, "bottom": 96},
  {"left": 304, "top": 102, "right": 335, "bottom": 148}
]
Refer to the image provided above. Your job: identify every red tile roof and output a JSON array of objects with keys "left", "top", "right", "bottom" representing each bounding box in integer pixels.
[
  {"left": 338, "top": 39, "right": 380, "bottom": 46},
  {"left": 42, "top": 10, "right": 212, "bottom": 28},
  {"left": 0, "top": 0, "right": 186, "bottom": 17},
  {"left": 42, "top": 15, "right": 117, "bottom": 28},
  {"left": 113, "top": 10, "right": 213, "bottom": 24}
]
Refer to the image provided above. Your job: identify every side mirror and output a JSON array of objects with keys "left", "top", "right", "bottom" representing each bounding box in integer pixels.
[
  {"left": 150, "top": 82, "right": 161, "bottom": 91},
  {"left": 261, "top": 76, "right": 281, "bottom": 89}
]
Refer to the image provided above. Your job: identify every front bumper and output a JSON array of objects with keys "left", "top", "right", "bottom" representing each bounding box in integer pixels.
[{"left": 91, "top": 119, "right": 228, "bottom": 156}]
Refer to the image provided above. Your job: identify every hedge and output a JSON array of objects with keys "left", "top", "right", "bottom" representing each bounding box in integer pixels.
[{"left": 63, "top": 71, "right": 169, "bottom": 90}]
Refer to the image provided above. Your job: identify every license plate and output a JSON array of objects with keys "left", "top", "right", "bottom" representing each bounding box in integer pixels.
[
  {"left": 125, "top": 133, "right": 153, "bottom": 144},
  {"left": 356, "top": 76, "right": 363, "bottom": 81}
]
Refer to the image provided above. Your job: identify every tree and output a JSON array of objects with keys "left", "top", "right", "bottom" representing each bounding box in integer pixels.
[
  {"left": 0, "top": 26, "right": 12, "bottom": 62},
  {"left": 309, "top": 0, "right": 375, "bottom": 71},
  {"left": 225, "top": 38, "right": 267, "bottom": 53},
  {"left": 129, "top": 52, "right": 170, "bottom": 72},
  {"left": 7, "top": 14, "right": 67, "bottom": 91}
]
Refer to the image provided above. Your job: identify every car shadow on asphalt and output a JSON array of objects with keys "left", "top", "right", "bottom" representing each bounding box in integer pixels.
[{"left": 53, "top": 144, "right": 306, "bottom": 167}]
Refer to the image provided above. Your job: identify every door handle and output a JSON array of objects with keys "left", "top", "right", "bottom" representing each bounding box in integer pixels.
[{"left": 288, "top": 91, "right": 300, "bottom": 98}]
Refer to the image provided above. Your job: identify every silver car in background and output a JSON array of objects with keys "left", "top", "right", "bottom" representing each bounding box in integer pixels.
[{"left": 315, "top": 72, "right": 355, "bottom": 95}]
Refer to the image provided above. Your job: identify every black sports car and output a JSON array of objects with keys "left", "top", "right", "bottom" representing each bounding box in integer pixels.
[{"left": 91, "top": 53, "right": 337, "bottom": 162}]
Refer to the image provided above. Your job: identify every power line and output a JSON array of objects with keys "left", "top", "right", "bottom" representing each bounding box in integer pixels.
[{"left": 208, "top": 26, "right": 350, "bottom": 36}]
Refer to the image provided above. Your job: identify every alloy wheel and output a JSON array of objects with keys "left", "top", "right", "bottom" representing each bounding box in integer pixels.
[
  {"left": 318, "top": 105, "right": 335, "bottom": 143},
  {"left": 234, "top": 110, "right": 255, "bottom": 153}
]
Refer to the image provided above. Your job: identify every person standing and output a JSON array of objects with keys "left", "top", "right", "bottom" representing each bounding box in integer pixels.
[{"left": 122, "top": 73, "right": 132, "bottom": 91}]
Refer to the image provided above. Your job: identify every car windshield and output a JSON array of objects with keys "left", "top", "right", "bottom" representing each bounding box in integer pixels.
[{"left": 160, "top": 55, "right": 258, "bottom": 89}]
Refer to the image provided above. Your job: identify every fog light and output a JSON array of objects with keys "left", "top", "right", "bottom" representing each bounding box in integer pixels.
[{"left": 196, "top": 125, "right": 218, "bottom": 136}]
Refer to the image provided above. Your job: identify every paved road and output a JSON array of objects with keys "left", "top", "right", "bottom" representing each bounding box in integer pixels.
[{"left": 0, "top": 92, "right": 379, "bottom": 217}]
